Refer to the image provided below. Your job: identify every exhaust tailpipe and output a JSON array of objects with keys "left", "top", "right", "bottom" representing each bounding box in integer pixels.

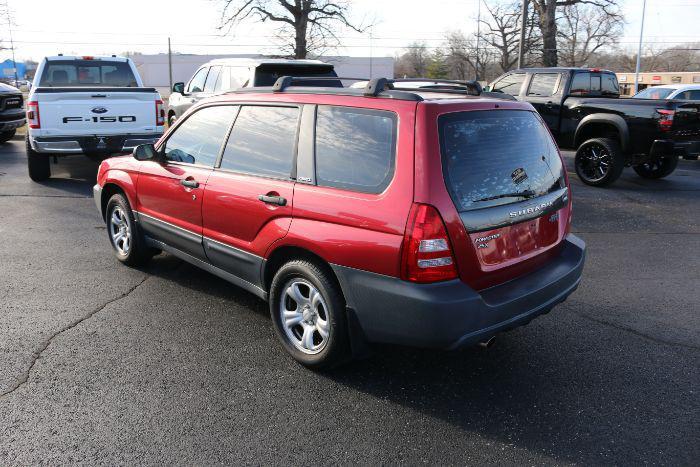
[{"left": 477, "top": 336, "right": 496, "bottom": 349}]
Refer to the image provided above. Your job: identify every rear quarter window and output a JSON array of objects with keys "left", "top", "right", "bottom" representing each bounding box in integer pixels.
[{"left": 314, "top": 106, "right": 397, "bottom": 194}]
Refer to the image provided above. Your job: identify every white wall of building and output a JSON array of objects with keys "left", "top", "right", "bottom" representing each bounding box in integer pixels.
[{"left": 130, "top": 54, "right": 394, "bottom": 96}]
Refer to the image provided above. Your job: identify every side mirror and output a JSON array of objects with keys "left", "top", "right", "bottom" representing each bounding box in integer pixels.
[
  {"left": 133, "top": 143, "right": 160, "bottom": 162},
  {"left": 172, "top": 82, "right": 185, "bottom": 94}
]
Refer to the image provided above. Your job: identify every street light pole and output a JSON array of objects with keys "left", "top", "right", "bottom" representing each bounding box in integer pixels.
[
  {"left": 517, "top": 0, "right": 529, "bottom": 69},
  {"left": 634, "top": 0, "right": 647, "bottom": 95}
]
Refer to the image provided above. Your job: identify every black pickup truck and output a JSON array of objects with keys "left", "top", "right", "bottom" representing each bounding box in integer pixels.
[
  {"left": 486, "top": 68, "right": 700, "bottom": 186},
  {"left": 0, "top": 82, "right": 25, "bottom": 144}
]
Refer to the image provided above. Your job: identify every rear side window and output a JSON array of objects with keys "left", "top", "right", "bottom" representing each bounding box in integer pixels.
[
  {"left": 602, "top": 74, "right": 619, "bottom": 95},
  {"left": 527, "top": 73, "right": 559, "bottom": 96},
  {"left": 439, "top": 110, "right": 564, "bottom": 212},
  {"left": 220, "top": 106, "right": 299, "bottom": 178},
  {"left": 163, "top": 105, "right": 237, "bottom": 166},
  {"left": 315, "top": 106, "right": 397, "bottom": 193},
  {"left": 204, "top": 66, "right": 221, "bottom": 92},
  {"left": 570, "top": 72, "right": 591, "bottom": 95},
  {"left": 491, "top": 74, "right": 526, "bottom": 96},
  {"left": 38, "top": 60, "right": 137, "bottom": 87}
]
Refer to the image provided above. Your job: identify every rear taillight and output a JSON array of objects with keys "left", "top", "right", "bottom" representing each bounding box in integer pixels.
[
  {"left": 27, "top": 101, "right": 40, "bottom": 129},
  {"left": 656, "top": 109, "right": 674, "bottom": 132},
  {"left": 401, "top": 203, "right": 458, "bottom": 283},
  {"left": 155, "top": 99, "right": 165, "bottom": 126}
]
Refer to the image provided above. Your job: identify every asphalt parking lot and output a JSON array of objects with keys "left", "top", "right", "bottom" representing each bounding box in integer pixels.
[{"left": 0, "top": 137, "right": 698, "bottom": 465}]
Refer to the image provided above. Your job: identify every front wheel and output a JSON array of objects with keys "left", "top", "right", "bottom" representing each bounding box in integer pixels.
[
  {"left": 105, "top": 193, "right": 152, "bottom": 266},
  {"left": 633, "top": 156, "right": 678, "bottom": 179},
  {"left": 269, "top": 260, "right": 351, "bottom": 369},
  {"left": 574, "top": 138, "right": 625, "bottom": 187}
]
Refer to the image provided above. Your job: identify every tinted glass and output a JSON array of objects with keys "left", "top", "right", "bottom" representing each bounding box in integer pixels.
[
  {"left": 39, "top": 60, "right": 137, "bottom": 87},
  {"left": 204, "top": 66, "right": 221, "bottom": 92},
  {"left": 491, "top": 74, "right": 526, "bottom": 96},
  {"left": 570, "top": 72, "right": 590, "bottom": 95},
  {"left": 439, "top": 110, "right": 565, "bottom": 212},
  {"left": 315, "top": 106, "right": 397, "bottom": 193},
  {"left": 254, "top": 65, "right": 341, "bottom": 87},
  {"left": 528, "top": 73, "right": 559, "bottom": 96},
  {"left": 687, "top": 90, "right": 700, "bottom": 100},
  {"left": 591, "top": 75, "right": 601, "bottom": 92},
  {"left": 188, "top": 67, "right": 208, "bottom": 93},
  {"left": 164, "top": 105, "right": 237, "bottom": 166},
  {"left": 220, "top": 106, "right": 299, "bottom": 178},
  {"left": 633, "top": 87, "right": 674, "bottom": 99},
  {"left": 602, "top": 73, "right": 620, "bottom": 95}
]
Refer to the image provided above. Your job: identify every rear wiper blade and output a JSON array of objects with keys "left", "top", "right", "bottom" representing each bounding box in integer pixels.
[{"left": 473, "top": 190, "right": 537, "bottom": 203}]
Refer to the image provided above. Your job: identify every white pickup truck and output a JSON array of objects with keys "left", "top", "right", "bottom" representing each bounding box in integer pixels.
[{"left": 26, "top": 55, "right": 165, "bottom": 181}]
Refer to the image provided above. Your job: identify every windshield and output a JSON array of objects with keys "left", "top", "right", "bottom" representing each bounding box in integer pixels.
[
  {"left": 254, "top": 65, "right": 341, "bottom": 87},
  {"left": 634, "top": 87, "right": 674, "bottom": 99},
  {"left": 439, "top": 110, "right": 565, "bottom": 212},
  {"left": 38, "top": 60, "right": 137, "bottom": 87}
]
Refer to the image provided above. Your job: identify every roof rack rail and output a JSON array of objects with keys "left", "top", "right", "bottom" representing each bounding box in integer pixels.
[{"left": 272, "top": 76, "right": 366, "bottom": 92}]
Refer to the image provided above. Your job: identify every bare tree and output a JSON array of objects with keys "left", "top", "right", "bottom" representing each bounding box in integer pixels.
[
  {"left": 531, "top": 0, "right": 621, "bottom": 67},
  {"left": 478, "top": 1, "right": 540, "bottom": 73},
  {"left": 442, "top": 31, "right": 478, "bottom": 80},
  {"left": 218, "top": 0, "right": 368, "bottom": 59},
  {"left": 556, "top": 3, "right": 622, "bottom": 66},
  {"left": 394, "top": 42, "right": 431, "bottom": 77}
]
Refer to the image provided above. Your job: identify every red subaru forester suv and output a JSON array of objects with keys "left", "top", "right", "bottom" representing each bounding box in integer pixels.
[{"left": 94, "top": 78, "right": 586, "bottom": 368}]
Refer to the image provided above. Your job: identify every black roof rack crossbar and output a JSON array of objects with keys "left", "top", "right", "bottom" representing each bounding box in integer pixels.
[
  {"left": 363, "top": 77, "right": 482, "bottom": 97},
  {"left": 272, "top": 76, "right": 367, "bottom": 92}
]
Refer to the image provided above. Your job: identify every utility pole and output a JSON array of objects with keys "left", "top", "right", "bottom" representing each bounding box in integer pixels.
[
  {"left": 3, "top": 0, "right": 19, "bottom": 87},
  {"left": 517, "top": 0, "right": 529, "bottom": 69},
  {"left": 634, "top": 0, "right": 647, "bottom": 95},
  {"left": 168, "top": 37, "right": 173, "bottom": 91},
  {"left": 475, "top": 0, "right": 481, "bottom": 81},
  {"left": 369, "top": 30, "right": 373, "bottom": 78}
]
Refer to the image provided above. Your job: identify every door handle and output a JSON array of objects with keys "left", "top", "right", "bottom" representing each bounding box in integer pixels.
[
  {"left": 180, "top": 179, "right": 199, "bottom": 188},
  {"left": 258, "top": 194, "right": 287, "bottom": 206},
  {"left": 545, "top": 101, "right": 554, "bottom": 108}
]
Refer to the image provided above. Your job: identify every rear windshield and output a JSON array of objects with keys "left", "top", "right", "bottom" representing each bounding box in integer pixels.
[
  {"left": 439, "top": 110, "right": 565, "bottom": 212},
  {"left": 633, "top": 87, "right": 674, "bottom": 99},
  {"left": 254, "top": 65, "right": 341, "bottom": 87},
  {"left": 38, "top": 60, "right": 138, "bottom": 87}
]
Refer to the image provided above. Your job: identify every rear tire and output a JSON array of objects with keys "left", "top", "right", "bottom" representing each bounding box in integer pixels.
[
  {"left": 574, "top": 138, "right": 625, "bottom": 187},
  {"left": 105, "top": 193, "right": 152, "bottom": 267},
  {"left": 269, "top": 260, "right": 351, "bottom": 369},
  {"left": 0, "top": 129, "right": 16, "bottom": 143},
  {"left": 633, "top": 156, "right": 678, "bottom": 179},
  {"left": 26, "top": 135, "right": 50, "bottom": 182}
]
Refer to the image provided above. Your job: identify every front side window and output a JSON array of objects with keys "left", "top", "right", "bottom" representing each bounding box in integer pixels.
[
  {"left": 315, "top": 106, "right": 397, "bottom": 193},
  {"left": 439, "top": 110, "right": 564, "bottom": 211},
  {"left": 204, "top": 66, "right": 222, "bottom": 93},
  {"left": 38, "top": 60, "right": 137, "bottom": 87},
  {"left": 163, "top": 105, "right": 237, "bottom": 166},
  {"left": 187, "top": 67, "right": 209, "bottom": 93},
  {"left": 220, "top": 106, "right": 299, "bottom": 178},
  {"left": 527, "top": 73, "right": 560, "bottom": 97},
  {"left": 491, "top": 74, "right": 526, "bottom": 96}
]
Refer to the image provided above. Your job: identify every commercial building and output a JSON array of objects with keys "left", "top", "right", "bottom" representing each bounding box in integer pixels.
[
  {"left": 616, "top": 71, "right": 700, "bottom": 96},
  {"left": 129, "top": 53, "right": 394, "bottom": 96}
]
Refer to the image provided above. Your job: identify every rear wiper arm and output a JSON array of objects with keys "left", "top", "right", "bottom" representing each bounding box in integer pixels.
[{"left": 473, "top": 190, "right": 537, "bottom": 203}]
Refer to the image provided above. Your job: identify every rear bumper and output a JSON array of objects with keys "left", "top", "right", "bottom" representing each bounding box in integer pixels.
[
  {"left": 29, "top": 133, "right": 162, "bottom": 155},
  {"left": 650, "top": 139, "right": 700, "bottom": 158},
  {"left": 332, "top": 234, "right": 586, "bottom": 350}
]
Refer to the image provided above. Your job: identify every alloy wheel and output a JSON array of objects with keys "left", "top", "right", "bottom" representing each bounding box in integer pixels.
[
  {"left": 109, "top": 206, "right": 131, "bottom": 256},
  {"left": 577, "top": 143, "right": 612, "bottom": 183},
  {"left": 279, "top": 279, "right": 330, "bottom": 354}
]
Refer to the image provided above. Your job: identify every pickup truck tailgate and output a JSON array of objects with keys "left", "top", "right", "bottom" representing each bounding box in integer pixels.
[
  {"left": 672, "top": 101, "right": 700, "bottom": 142},
  {"left": 33, "top": 88, "right": 159, "bottom": 136}
]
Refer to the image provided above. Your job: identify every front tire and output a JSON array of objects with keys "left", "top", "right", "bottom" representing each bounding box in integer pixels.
[
  {"left": 575, "top": 138, "right": 625, "bottom": 187},
  {"left": 633, "top": 156, "right": 678, "bottom": 179},
  {"left": 269, "top": 260, "right": 351, "bottom": 369},
  {"left": 0, "top": 129, "right": 16, "bottom": 143},
  {"left": 26, "top": 135, "right": 50, "bottom": 182},
  {"left": 105, "top": 193, "right": 152, "bottom": 266}
]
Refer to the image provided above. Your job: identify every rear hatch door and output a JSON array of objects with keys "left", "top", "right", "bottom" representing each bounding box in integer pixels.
[
  {"left": 33, "top": 88, "right": 159, "bottom": 136},
  {"left": 438, "top": 109, "right": 571, "bottom": 288}
]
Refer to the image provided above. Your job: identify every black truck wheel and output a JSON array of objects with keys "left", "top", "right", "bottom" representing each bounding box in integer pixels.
[
  {"left": 574, "top": 138, "right": 625, "bottom": 187},
  {"left": 633, "top": 156, "right": 678, "bottom": 179},
  {"left": 26, "top": 135, "right": 51, "bottom": 182},
  {"left": 0, "top": 129, "right": 16, "bottom": 143}
]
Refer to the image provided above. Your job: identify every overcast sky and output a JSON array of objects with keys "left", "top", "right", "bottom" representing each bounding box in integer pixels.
[{"left": 2, "top": 0, "right": 699, "bottom": 61}]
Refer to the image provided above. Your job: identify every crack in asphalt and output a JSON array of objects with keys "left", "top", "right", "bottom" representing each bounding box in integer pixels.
[
  {"left": 0, "top": 275, "right": 150, "bottom": 399},
  {"left": 574, "top": 311, "right": 700, "bottom": 352}
]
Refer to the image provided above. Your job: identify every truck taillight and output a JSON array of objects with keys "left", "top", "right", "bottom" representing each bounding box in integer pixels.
[
  {"left": 656, "top": 109, "right": 674, "bottom": 132},
  {"left": 401, "top": 203, "right": 458, "bottom": 283},
  {"left": 27, "top": 101, "right": 40, "bottom": 129},
  {"left": 155, "top": 99, "right": 165, "bottom": 126}
]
